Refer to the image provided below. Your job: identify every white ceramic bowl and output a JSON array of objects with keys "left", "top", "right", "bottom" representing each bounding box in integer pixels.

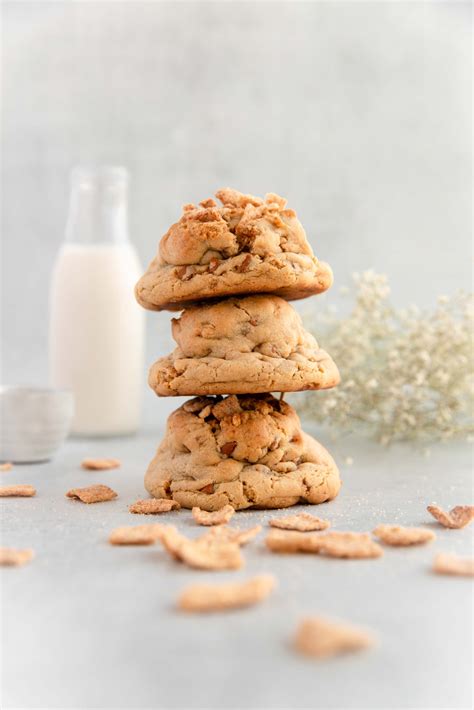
[{"left": 0, "top": 387, "right": 74, "bottom": 463}]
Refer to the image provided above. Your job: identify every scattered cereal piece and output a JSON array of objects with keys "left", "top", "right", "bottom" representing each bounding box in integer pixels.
[
  {"left": 266, "top": 530, "right": 383, "bottom": 559},
  {"left": 202, "top": 525, "right": 262, "bottom": 546},
  {"left": 0, "top": 462, "right": 13, "bottom": 471},
  {"left": 178, "top": 574, "right": 276, "bottom": 612},
  {"left": 160, "top": 526, "right": 243, "bottom": 570},
  {"left": 269, "top": 512, "right": 330, "bottom": 532},
  {"left": 129, "top": 499, "right": 180, "bottom": 514},
  {"left": 294, "top": 616, "right": 375, "bottom": 659},
  {"left": 373, "top": 525, "right": 435, "bottom": 546},
  {"left": 433, "top": 553, "right": 474, "bottom": 577},
  {"left": 0, "top": 485, "right": 36, "bottom": 497},
  {"left": 81, "top": 458, "right": 121, "bottom": 470},
  {"left": 266, "top": 529, "right": 322, "bottom": 553},
  {"left": 109, "top": 524, "right": 164, "bottom": 545},
  {"left": 318, "top": 532, "right": 383, "bottom": 559},
  {"left": 0, "top": 547, "right": 34, "bottom": 566},
  {"left": 427, "top": 505, "right": 474, "bottom": 529},
  {"left": 192, "top": 504, "right": 235, "bottom": 526},
  {"left": 66, "top": 484, "right": 117, "bottom": 504}
]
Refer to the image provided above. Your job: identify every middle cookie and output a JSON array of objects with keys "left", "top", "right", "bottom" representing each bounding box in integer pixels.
[{"left": 149, "top": 295, "right": 340, "bottom": 396}]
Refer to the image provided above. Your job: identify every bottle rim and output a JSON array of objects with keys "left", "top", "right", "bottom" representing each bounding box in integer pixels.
[{"left": 70, "top": 165, "right": 129, "bottom": 187}]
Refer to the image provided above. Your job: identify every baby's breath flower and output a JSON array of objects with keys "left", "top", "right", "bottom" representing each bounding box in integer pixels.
[{"left": 300, "top": 272, "right": 474, "bottom": 444}]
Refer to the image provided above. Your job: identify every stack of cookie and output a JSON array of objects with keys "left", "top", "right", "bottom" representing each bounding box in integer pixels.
[{"left": 135, "top": 188, "right": 341, "bottom": 511}]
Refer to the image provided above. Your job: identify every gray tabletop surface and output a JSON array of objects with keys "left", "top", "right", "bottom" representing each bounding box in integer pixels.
[{"left": 1, "top": 433, "right": 472, "bottom": 710}]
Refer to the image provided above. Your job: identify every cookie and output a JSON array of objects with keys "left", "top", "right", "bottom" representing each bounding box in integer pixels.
[
  {"left": 144, "top": 394, "right": 341, "bottom": 511},
  {"left": 148, "top": 296, "right": 339, "bottom": 396},
  {"left": 135, "top": 189, "right": 333, "bottom": 311}
]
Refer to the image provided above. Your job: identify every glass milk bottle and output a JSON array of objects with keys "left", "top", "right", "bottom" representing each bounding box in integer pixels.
[{"left": 49, "top": 166, "right": 145, "bottom": 436}]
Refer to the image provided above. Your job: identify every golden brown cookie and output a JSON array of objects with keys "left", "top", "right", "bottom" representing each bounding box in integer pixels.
[
  {"left": 148, "top": 296, "right": 339, "bottom": 396},
  {"left": 144, "top": 394, "right": 341, "bottom": 511},
  {"left": 135, "top": 189, "right": 333, "bottom": 311}
]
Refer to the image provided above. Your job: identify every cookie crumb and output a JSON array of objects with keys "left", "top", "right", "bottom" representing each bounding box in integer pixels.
[
  {"left": 427, "top": 505, "right": 474, "bottom": 529},
  {"left": 178, "top": 574, "right": 276, "bottom": 612},
  {"left": 66, "top": 484, "right": 117, "bottom": 504},
  {"left": 192, "top": 504, "right": 235, "bottom": 526},
  {"left": 294, "top": 616, "right": 375, "bottom": 659},
  {"left": 129, "top": 499, "right": 180, "bottom": 514},
  {"left": 81, "top": 458, "right": 121, "bottom": 470},
  {"left": 0, "top": 462, "right": 13, "bottom": 471},
  {"left": 109, "top": 524, "right": 164, "bottom": 545},
  {"left": 0, "top": 484, "right": 36, "bottom": 497},
  {"left": 433, "top": 552, "right": 474, "bottom": 577},
  {"left": 269, "top": 513, "right": 330, "bottom": 532},
  {"left": 373, "top": 525, "right": 435, "bottom": 546},
  {"left": 0, "top": 547, "right": 34, "bottom": 566},
  {"left": 160, "top": 526, "right": 243, "bottom": 570}
]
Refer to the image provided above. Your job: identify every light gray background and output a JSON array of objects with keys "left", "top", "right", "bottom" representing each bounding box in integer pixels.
[{"left": 1, "top": 0, "right": 472, "bottom": 431}]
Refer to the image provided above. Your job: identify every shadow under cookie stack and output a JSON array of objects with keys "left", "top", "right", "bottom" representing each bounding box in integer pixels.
[{"left": 135, "top": 188, "right": 341, "bottom": 512}]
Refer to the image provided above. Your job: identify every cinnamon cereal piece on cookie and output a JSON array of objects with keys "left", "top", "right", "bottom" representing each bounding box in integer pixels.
[
  {"left": 269, "top": 512, "right": 330, "bottom": 532},
  {"left": 0, "top": 485, "right": 36, "bottom": 497},
  {"left": 129, "top": 499, "right": 180, "bottom": 514},
  {"left": 373, "top": 525, "right": 435, "bottom": 546},
  {"left": 427, "top": 505, "right": 474, "bottom": 529},
  {"left": 178, "top": 574, "right": 276, "bottom": 612},
  {"left": 160, "top": 526, "right": 243, "bottom": 570},
  {"left": 432, "top": 553, "right": 474, "bottom": 577},
  {"left": 66, "top": 484, "right": 117, "bottom": 504},
  {"left": 294, "top": 617, "right": 375, "bottom": 659},
  {"left": 192, "top": 505, "right": 235, "bottom": 526},
  {"left": 81, "top": 458, "right": 121, "bottom": 470},
  {"left": 109, "top": 524, "right": 164, "bottom": 545}
]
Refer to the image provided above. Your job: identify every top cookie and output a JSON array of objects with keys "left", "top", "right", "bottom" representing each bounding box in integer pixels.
[{"left": 135, "top": 188, "right": 333, "bottom": 311}]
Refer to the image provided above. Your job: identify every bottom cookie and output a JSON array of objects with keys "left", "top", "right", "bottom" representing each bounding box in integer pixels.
[{"left": 145, "top": 394, "right": 341, "bottom": 511}]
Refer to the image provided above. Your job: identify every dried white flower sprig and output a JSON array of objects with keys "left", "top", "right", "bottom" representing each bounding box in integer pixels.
[{"left": 301, "top": 271, "right": 474, "bottom": 444}]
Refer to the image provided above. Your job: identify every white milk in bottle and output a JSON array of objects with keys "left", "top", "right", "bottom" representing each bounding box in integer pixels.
[{"left": 49, "top": 166, "right": 145, "bottom": 436}]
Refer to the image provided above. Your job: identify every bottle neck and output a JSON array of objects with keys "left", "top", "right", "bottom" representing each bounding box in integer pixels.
[{"left": 65, "top": 166, "right": 129, "bottom": 245}]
